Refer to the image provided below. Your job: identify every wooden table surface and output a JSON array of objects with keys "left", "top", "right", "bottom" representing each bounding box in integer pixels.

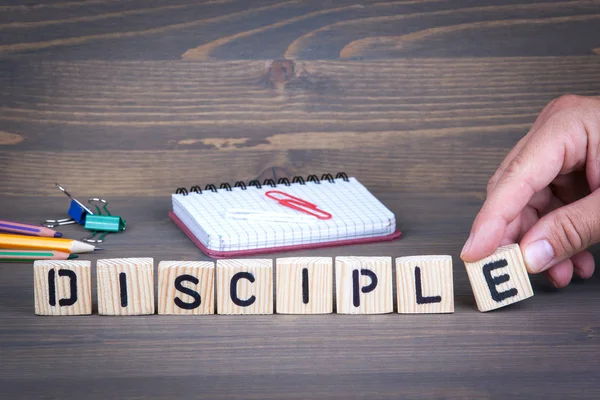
[{"left": 1, "top": 1, "right": 600, "bottom": 398}]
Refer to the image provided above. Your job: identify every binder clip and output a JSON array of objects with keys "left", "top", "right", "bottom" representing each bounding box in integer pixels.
[
  {"left": 83, "top": 198, "right": 126, "bottom": 243},
  {"left": 44, "top": 183, "right": 94, "bottom": 227}
]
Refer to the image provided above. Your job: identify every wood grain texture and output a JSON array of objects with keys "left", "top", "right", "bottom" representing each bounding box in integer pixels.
[
  {"left": 336, "top": 256, "right": 393, "bottom": 314},
  {"left": 216, "top": 259, "right": 273, "bottom": 314},
  {"left": 2, "top": 1, "right": 600, "bottom": 398},
  {"left": 395, "top": 255, "right": 454, "bottom": 314},
  {"left": 97, "top": 258, "right": 155, "bottom": 315},
  {"left": 157, "top": 261, "right": 215, "bottom": 315},
  {"left": 276, "top": 257, "right": 333, "bottom": 314},
  {"left": 465, "top": 244, "right": 534, "bottom": 312},
  {"left": 33, "top": 260, "right": 92, "bottom": 316}
]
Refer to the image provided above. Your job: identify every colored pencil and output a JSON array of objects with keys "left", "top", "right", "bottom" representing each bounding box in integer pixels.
[
  {"left": 0, "top": 250, "right": 78, "bottom": 262},
  {"left": 0, "top": 233, "right": 99, "bottom": 254},
  {"left": 0, "top": 219, "right": 62, "bottom": 238}
]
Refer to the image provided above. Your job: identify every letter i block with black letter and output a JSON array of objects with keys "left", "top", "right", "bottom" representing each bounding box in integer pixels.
[
  {"left": 276, "top": 257, "right": 333, "bottom": 314},
  {"left": 158, "top": 261, "right": 215, "bottom": 315},
  {"left": 464, "top": 244, "right": 534, "bottom": 312},
  {"left": 395, "top": 255, "right": 454, "bottom": 314},
  {"left": 97, "top": 258, "right": 155, "bottom": 316},
  {"left": 34, "top": 260, "right": 92, "bottom": 315},
  {"left": 335, "top": 257, "right": 393, "bottom": 314},
  {"left": 216, "top": 259, "right": 273, "bottom": 315}
]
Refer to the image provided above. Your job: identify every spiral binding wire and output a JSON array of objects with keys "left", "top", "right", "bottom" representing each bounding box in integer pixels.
[{"left": 175, "top": 172, "right": 349, "bottom": 195}]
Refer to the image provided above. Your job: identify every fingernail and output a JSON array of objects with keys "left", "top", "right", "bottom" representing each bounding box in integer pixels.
[
  {"left": 461, "top": 233, "right": 474, "bottom": 257},
  {"left": 523, "top": 240, "right": 555, "bottom": 273},
  {"left": 549, "top": 276, "right": 559, "bottom": 288}
]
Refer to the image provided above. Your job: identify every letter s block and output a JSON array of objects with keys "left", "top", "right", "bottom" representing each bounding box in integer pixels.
[
  {"left": 97, "top": 258, "right": 154, "bottom": 316},
  {"left": 216, "top": 259, "right": 273, "bottom": 315},
  {"left": 158, "top": 261, "right": 215, "bottom": 315},
  {"left": 336, "top": 257, "right": 393, "bottom": 314},
  {"left": 464, "top": 244, "right": 534, "bottom": 312},
  {"left": 34, "top": 260, "right": 92, "bottom": 315}
]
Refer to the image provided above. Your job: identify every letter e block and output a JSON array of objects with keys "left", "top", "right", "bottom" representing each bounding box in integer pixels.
[
  {"left": 158, "top": 261, "right": 215, "bottom": 315},
  {"left": 336, "top": 257, "right": 392, "bottom": 314},
  {"left": 217, "top": 259, "right": 273, "bottom": 315},
  {"left": 464, "top": 244, "right": 534, "bottom": 312},
  {"left": 396, "top": 255, "right": 454, "bottom": 314},
  {"left": 97, "top": 258, "right": 155, "bottom": 315},
  {"left": 276, "top": 257, "right": 333, "bottom": 314},
  {"left": 34, "top": 260, "right": 91, "bottom": 316}
]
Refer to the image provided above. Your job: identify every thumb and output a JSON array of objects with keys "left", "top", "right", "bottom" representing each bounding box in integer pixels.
[{"left": 521, "top": 188, "right": 600, "bottom": 273}]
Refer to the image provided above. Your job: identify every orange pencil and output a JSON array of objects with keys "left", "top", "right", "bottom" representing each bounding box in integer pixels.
[{"left": 0, "top": 233, "right": 99, "bottom": 254}]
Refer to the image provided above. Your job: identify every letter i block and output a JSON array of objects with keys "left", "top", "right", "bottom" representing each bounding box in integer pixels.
[
  {"left": 276, "top": 257, "right": 333, "bottom": 314},
  {"left": 396, "top": 255, "right": 454, "bottom": 314},
  {"left": 97, "top": 258, "right": 155, "bottom": 315},
  {"left": 158, "top": 261, "right": 215, "bottom": 315},
  {"left": 34, "top": 260, "right": 92, "bottom": 315},
  {"left": 216, "top": 259, "right": 273, "bottom": 315},
  {"left": 464, "top": 244, "right": 534, "bottom": 312},
  {"left": 335, "top": 257, "right": 393, "bottom": 314}
]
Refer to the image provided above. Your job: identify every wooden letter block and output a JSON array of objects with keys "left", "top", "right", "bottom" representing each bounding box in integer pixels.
[
  {"left": 34, "top": 260, "right": 91, "bottom": 316},
  {"left": 217, "top": 259, "right": 273, "bottom": 315},
  {"left": 97, "top": 258, "right": 155, "bottom": 316},
  {"left": 396, "top": 255, "right": 454, "bottom": 314},
  {"left": 464, "top": 244, "right": 534, "bottom": 312},
  {"left": 158, "top": 261, "right": 215, "bottom": 315},
  {"left": 335, "top": 257, "right": 393, "bottom": 314},
  {"left": 276, "top": 257, "right": 333, "bottom": 314}
]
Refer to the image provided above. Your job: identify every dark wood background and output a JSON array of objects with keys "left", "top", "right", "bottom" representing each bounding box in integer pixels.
[{"left": 1, "top": 1, "right": 600, "bottom": 398}]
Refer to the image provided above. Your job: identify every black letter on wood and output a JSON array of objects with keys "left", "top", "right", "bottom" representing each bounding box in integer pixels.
[
  {"left": 483, "top": 260, "right": 518, "bottom": 302},
  {"left": 352, "top": 269, "right": 378, "bottom": 307},
  {"left": 415, "top": 266, "right": 441, "bottom": 305},
  {"left": 174, "top": 274, "right": 201, "bottom": 310},
  {"left": 302, "top": 268, "right": 309, "bottom": 304},
  {"left": 231, "top": 272, "right": 256, "bottom": 307},
  {"left": 119, "top": 272, "right": 128, "bottom": 307},
  {"left": 58, "top": 269, "right": 78, "bottom": 306}
]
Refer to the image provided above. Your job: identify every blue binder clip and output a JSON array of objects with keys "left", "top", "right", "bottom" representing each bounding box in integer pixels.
[{"left": 43, "top": 183, "right": 94, "bottom": 227}]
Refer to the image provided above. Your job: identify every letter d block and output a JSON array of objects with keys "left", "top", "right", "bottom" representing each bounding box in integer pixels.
[
  {"left": 217, "top": 259, "right": 273, "bottom": 315},
  {"left": 34, "top": 260, "right": 91, "bottom": 315},
  {"left": 396, "top": 255, "right": 454, "bottom": 314},
  {"left": 276, "top": 257, "right": 333, "bottom": 314},
  {"left": 97, "top": 258, "right": 154, "bottom": 315},
  {"left": 336, "top": 257, "right": 393, "bottom": 314},
  {"left": 465, "top": 244, "right": 534, "bottom": 312},
  {"left": 158, "top": 261, "right": 215, "bottom": 315}
]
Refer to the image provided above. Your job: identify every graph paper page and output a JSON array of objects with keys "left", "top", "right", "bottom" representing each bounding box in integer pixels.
[{"left": 172, "top": 177, "right": 396, "bottom": 252}]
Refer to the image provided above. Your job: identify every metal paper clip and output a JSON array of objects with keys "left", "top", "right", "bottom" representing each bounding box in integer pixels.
[
  {"left": 225, "top": 208, "right": 318, "bottom": 224},
  {"left": 82, "top": 198, "right": 126, "bottom": 243}
]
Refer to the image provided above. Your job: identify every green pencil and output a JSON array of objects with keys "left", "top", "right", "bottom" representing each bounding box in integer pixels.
[{"left": 0, "top": 250, "right": 79, "bottom": 262}]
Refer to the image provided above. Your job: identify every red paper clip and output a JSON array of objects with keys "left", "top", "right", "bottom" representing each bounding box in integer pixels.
[{"left": 265, "top": 190, "right": 332, "bottom": 220}]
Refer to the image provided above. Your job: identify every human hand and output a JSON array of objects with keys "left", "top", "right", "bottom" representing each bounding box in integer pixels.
[{"left": 461, "top": 95, "right": 600, "bottom": 288}]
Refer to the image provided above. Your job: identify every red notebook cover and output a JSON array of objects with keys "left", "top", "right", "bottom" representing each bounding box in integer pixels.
[{"left": 169, "top": 211, "right": 401, "bottom": 259}]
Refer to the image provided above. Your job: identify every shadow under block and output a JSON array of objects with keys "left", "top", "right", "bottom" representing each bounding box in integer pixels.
[
  {"left": 336, "top": 257, "right": 393, "bottom": 314},
  {"left": 33, "top": 260, "right": 92, "bottom": 315},
  {"left": 395, "top": 255, "right": 454, "bottom": 314},
  {"left": 97, "top": 258, "right": 155, "bottom": 316},
  {"left": 158, "top": 261, "right": 215, "bottom": 315},
  {"left": 276, "top": 257, "right": 333, "bottom": 314},
  {"left": 464, "top": 244, "right": 534, "bottom": 312},
  {"left": 216, "top": 259, "right": 273, "bottom": 315}
]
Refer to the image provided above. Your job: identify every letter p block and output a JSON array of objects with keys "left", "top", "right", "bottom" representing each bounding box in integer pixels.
[
  {"left": 336, "top": 257, "right": 393, "bottom": 314},
  {"left": 465, "top": 244, "right": 534, "bottom": 312}
]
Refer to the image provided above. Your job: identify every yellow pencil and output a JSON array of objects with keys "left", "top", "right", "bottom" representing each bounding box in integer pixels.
[{"left": 0, "top": 233, "right": 100, "bottom": 254}]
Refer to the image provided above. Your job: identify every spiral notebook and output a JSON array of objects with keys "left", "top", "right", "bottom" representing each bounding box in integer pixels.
[{"left": 169, "top": 173, "right": 401, "bottom": 258}]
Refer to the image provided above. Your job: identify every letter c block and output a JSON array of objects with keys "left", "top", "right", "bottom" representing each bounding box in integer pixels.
[
  {"left": 464, "top": 244, "right": 534, "bottom": 312},
  {"left": 216, "top": 259, "right": 273, "bottom": 315},
  {"left": 335, "top": 257, "right": 393, "bottom": 314}
]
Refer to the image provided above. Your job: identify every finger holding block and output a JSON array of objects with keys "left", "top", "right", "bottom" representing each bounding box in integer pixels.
[
  {"left": 158, "top": 261, "right": 215, "bottom": 315},
  {"left": 276, "top": 257, "right": 333, "bottom": 314},
  {"left": 464, "top": 244, "right": 534, "bottom": 312},
  {"left": 336, "top": 257, "right": 393, "bottom": 314},
  {"left": 97, "top": 258, "right": 155, "bottom": 316},
  {"left": 34, "top": 260, "right": 92, "bottom": 316},
  {"left": 396, "top": 255, "right": 454, "bottom": 314},
  {"left": 217, "top": 259, "right": 273, "bottom": 315}
]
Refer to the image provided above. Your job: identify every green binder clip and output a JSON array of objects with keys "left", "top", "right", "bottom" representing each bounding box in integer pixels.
[{"left": 83, "top": 198, "right": 126, "bottom": 243}]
